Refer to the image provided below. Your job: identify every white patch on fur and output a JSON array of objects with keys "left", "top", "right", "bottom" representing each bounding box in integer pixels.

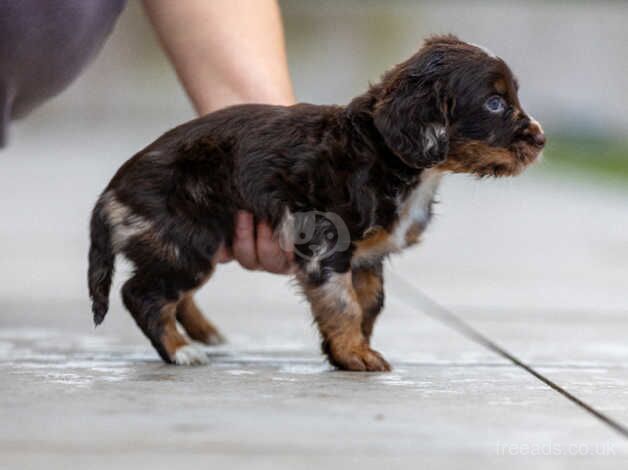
[
  {"left": 470, "top": 42, "right": 497, "bottom": 59},
  {"left": 306, "top": 256, "right": 319, "bottom": 275},
  {"left": 390, "top": 169, "right": 442, "bottom": 249},
  {"left": 351, "top": 169, "right": 443, "bottom": 268},
  {"left": 528, "top": 116, "right": 545, "bottom": 162},
  {"left": 305, "top": 243, "right": 331, "bottom": 275},
  {"left": 173, "top": 344, "right": 209, "bottom": 366},
  {"left": 277, "top": 207, "right": 326, "bottom": 273},
  {"left": 101, "top": 191, "right": 153, "bottom": 252},
  {"left": 317, "top": 272, "right": 359, "bottom": 314},
  {"left": 276, "top": 208, "right": 339, "bottom": 274}
]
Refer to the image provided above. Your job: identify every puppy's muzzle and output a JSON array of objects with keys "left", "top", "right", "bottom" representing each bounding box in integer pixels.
[{"left": 523, "top": 118, "right": 546, "bottom": 149}]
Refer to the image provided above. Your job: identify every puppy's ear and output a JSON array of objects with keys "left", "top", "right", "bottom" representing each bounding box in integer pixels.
[{"left": 373, "top": 53, "right": 450, "bottom": 169}]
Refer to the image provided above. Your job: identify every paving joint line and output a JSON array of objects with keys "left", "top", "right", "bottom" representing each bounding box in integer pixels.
[{"left": 389, "top": 272, "right": 628, "bottom": 439}]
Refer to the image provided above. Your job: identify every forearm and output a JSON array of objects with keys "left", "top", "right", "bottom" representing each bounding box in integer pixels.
[{"left": 142, "top": 0, "right": 295, "bottom": 115}]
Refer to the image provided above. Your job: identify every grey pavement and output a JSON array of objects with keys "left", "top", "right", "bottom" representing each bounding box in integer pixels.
[{"left": 1, "top": 120, "right": 628, "bottom": 469}]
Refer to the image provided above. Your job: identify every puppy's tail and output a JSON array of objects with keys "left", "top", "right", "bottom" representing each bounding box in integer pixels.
[{"left": 88, "top": 197, "right": 115, "bottom": 326}]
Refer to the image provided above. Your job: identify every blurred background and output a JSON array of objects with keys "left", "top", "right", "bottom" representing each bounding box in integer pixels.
[
  {"left": 12, "top": 1, "right": 628, "bottom": 180},
  {"left": 1, "top": 0, "right": 626, "bottom": 323}
]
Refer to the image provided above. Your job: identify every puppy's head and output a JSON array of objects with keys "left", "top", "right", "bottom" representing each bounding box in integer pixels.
[{"left": 373, "top": 35, "right": 545, "bottom": 177}]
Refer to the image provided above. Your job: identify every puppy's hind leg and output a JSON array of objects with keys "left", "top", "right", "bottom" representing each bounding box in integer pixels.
[
  {"left": 176, "top": 294, "right": 226, "bottom": 346},
  {"left": 121, "top": 274, "right": 209, "bottom": 365}
]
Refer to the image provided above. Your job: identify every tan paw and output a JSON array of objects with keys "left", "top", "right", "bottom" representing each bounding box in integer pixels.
[{"left": 329, "top": 345, "right": 391, "bottom": 372}]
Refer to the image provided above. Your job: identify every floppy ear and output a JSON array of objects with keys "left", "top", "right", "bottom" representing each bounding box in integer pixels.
[{"left": 373, "top": 59, "right": 450, "bottom": 169}]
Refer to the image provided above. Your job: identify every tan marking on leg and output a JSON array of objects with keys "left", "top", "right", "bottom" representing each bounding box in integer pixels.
[
  {"left": 352, "top": 267, "right": 384, "bottom": 342},
  {"left": 299, "top": 272, "right": 390, "bottom": 372},
  {"left": 355, "top": 227, "right": 391, "bottom": 250},
  {"left": 352, "top": 269, "right": 382, "bottom": 313},
  {"left": 176, "top": 295, "right": 225, "bottom": 345},
  {"left": 160, "top": 302, "right": 209, "bottom": 365},
  {"left": 353, "top": 227, "right": 394, "bottom": 265},
  {"left": 159, "top": 302, "right": 190, "bottom": 358}
]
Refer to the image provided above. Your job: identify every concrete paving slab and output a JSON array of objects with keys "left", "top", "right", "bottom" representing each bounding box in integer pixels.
[
  {"left": 448, "top": 306, "right": 628, "bottom": 368},
  {"left": 534, "top": 368, "right": 628, "bottom": 426},
  {"left": 1, "top": 324, "right": 627, "bottom": 469},
  {"left": 419, "top": 302, "right": 628, "bottom": 435}
]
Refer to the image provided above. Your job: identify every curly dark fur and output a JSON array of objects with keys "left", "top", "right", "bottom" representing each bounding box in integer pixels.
[{"left": 88, "top": 35, "right": 545, "bottom": 369}]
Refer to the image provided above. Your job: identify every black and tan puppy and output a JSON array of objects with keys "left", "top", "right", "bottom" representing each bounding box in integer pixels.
[{"left": 88, "top": 35, "right": 545, "bottom": 369}]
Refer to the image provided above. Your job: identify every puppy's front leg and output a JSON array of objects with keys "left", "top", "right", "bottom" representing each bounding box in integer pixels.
[
  {"left": 298, "top": 269, "right": 391, "bottom": 372},
  {"left": 352, "top": 262, "right": 384, "bottom": 343}
]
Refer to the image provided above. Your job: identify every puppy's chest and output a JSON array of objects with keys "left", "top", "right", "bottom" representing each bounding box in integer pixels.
[{"left": 353, "top": 170, "right": 442, "bottom": 266}]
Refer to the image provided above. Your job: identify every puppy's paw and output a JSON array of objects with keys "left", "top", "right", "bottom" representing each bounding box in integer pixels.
[
  {"left": 172, "top": 344, "right": 209, "bottom": 366},
  {"left": 329, "top": 345, "right": 391, "bottom": 372}
]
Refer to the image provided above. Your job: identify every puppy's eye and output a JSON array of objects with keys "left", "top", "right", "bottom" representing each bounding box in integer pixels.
[{"left": 485, "top": 95, "right": 506, "bottom": 113}]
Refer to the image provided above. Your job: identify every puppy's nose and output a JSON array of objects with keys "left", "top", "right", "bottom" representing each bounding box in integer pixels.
[{"left": 532, "top": 132, "right": 546, "bottom": 148}]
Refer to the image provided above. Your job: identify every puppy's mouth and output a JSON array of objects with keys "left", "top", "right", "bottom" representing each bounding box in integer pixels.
[
  {"left": 438, "top": 136, "right": 544, "bottom": 178},
  {"left": 511, "top": 139, "right": 544, "bottom": 168},
  {"left": 505, "top": 118, "right": 546, "bottom": 175}
]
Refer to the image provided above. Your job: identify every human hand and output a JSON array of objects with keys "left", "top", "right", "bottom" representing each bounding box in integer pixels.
[{"left": 217, "top": 211, "right": 294, "bottom": 274}]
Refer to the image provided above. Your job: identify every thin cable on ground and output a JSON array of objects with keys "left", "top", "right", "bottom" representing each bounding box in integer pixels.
[{"left": 389, "top": 272, "right": 628, "bottom": 439}]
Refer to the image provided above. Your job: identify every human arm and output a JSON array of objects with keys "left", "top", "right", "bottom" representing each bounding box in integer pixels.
[{"left": 142, "top": 0, "right": 295, "bottom": 273}]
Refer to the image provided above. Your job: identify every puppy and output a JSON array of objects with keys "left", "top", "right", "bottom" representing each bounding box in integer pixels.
[{"left": 88, "top": 35, "right": 545, "bottom": 370}]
